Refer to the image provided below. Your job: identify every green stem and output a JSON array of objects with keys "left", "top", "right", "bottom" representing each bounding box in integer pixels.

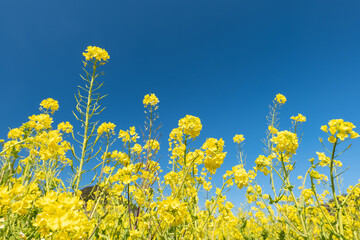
[
  {"left": 74, "top": 60, "right": 98, "bottom": 192},
  {"left": 329, "top": 138, "right": 343, "bottom": 236},
  {"left": 279, "top": 154, "right": 308, "bottom": 238},
  {"left": 201, "top": 178, "right": 232, "bottom": 229}
]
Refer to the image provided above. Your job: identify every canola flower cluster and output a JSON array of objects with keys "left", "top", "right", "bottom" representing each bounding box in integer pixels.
[
  {"left": 271, "top": 130, "right": 299, "bottom": 157},
  {"left": 40, "top": 98, "right": 59, "bottom": 114},
  {"left": 202, "top": 138, "right": 226, "bottom": 175},
  {"left": 33, "top": 191, "right": 94, "bottom": 239},
  {"left": 97, "top": 122, "right": 116, "bottom": 136},
  {"left": 83, "top": 46, "right": 110, "bottom": 63},
  {"left": 321, "top": 119, "right": 359, "bottom": 142},
  {"left": 0, "top": 46, "right": 359, "bottom": 240},
  {"left": 233, "top": 134, "right": 245, "bottom": 144},
  {"left": 178, "top": 114, "right": 202, "bottom": 139},
  {"left": 143, "top": 93, "right": 159, "bottom": 107}
]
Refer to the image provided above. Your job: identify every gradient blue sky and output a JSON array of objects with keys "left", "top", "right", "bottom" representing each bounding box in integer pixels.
[{"left": 1, "top": 0, "right": 359, "bottom": 204}]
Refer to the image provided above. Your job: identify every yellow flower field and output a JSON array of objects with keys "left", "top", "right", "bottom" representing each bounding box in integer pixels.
[{"left": 0, "top": 46, "right": 359, "bottom": 240}]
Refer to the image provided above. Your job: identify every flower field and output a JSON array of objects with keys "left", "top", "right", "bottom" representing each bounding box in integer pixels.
[{"left": 0, "top": 46, "right": 359, "bottom": 240}]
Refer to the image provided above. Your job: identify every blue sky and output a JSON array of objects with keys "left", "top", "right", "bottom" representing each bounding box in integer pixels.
[{"left": 1, "top": 0, "right": 359, "bottom": 204}]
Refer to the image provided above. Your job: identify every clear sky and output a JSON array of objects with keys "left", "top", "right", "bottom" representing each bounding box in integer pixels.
[{"left": 1, "top": 0, "right": 359, "bottom": 205}]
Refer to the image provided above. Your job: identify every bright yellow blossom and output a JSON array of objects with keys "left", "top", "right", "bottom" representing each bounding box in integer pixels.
[
  {"left": 316, "top": 152, "right": 331, "bottom": 167},
  {"left": 202, "top": 138, "right": 226, "bottom": 174},
  {"left": 57, "top": 121, "right": 73, "bottom": 133},
  {"left": 322, "top": 119, "right": 358, "bottom": 141},
  {"left": 255, "top": 155, "right": 273, "bottom": 175},
  {"left": 27, "top": 114, "right": 53, "bottom": 131},
  {"left": 118, "top": 129, "right": 130, "bottom": 142},
  {"left": 157, "top": 197, "right": 189, "bottom": 226},
  {"left": 143, "top": 93, "right": 159, "bottom": 106},
  {"left": 178, "top": 115, "right": 202, "bottom": 138},
  {"left": 320, "top": 125, "right": 328, "bottom": 132},
  {"left": 233, "top": 134, "right": 245, "bottom": 143},
  {"left": 268, "top": 125, "right": 278, "bottom": 134},
  {"left": 33, "top": 191, "right": 95, "bottom": 239},
  {"left": 144, "top": 139, "right": 160, "bottom": 151},
  {"left": 40, "top": 98, "right": 59, "bottom": 114},
  {"left": 232, "top": 165, "right": 249, "bottom": 189},
  {"left": 83, "top": 46, "right": 110, "bottom": 62},
  {"left": 274, "top": 93, "right": 287, "bottom": 104},
  {"left": 291, "top": 113, "right": 306, "bottom": 122},
  {"left": 7, "top": 128, "right": 23, "bottom": 139},
  {"left": 271, "top": 130, "right": 298, "bottom": 156},
  {"left": 97, "top": 122, "right": 116, "bottom": 135},
  {"left": 131, "top": 143, "right": 142, "bottom": 154}
]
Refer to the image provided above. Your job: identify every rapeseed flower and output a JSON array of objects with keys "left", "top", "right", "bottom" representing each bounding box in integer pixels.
[
  {"left": 7, "top": 128, "right": 23, "bottom": 139},
  {"left": 83, "top": 46, "right": 110, "bottom": 62},
  {"left": 57, "top": 121, "right": 73, "bottom": 133},
  {"left": 40, "top": 98, "right": 59, "bottom": 114},
  {"left": 322, "top": 119, "right": 359, "bottom": 141},
  {"left": 143, "top": 93, "right": 159, "bottom": 106},
  {"left": 291, "top": 113, "right": 306, "bottom": 122},
  {"left": 275, "top": 93, "right": 287, "bottom": 104},
  {"left": 202, "top": 138, "right": 226, "bottom": 174},
  {"left": 271, "top": 130, "right": 298, "bottom": 156},
  {"left": 97, "top": 122, "right": 116, "bottom": 136},
  {"left": 157, "top": 197, "right": 189, "bottom": 226},
  {"left": 178, "top": 115, "right": 202, "bottom": 139},
  {"left": 232, "top": 165, "right": 249, "bottom": 189},
  {"left": 233, "top": 134, "right": 245, "bottom": 143}
]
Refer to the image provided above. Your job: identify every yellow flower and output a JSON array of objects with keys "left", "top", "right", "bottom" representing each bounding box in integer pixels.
[
  {"left": 290, "top": 113, "right": 306, "bottom": 122},
  {"left": 40, "top": 98, "right": 59, "bottom": 114},
  {"left": 57, "top": 122, "right": 73, "bottom": 133},
  {"left": 271, "top": 130, "right": 298, "bottom": 156},
  {"left": 301, "top": 189, "right": 313, "bottom": 201},
  {"left": 233, "top": 134, "right": 245, "bottom": 144},
  {"left": 268, "top": 126, "right": 278, "bottom": 134},
  {"left": 320, "top": 125, "right": 328, "bottom": 132},
  {"left": 97, "top": 122, "right": 116, "bottom": 136},
  {"left": 274, "top": 93, "right": 286, "bottom": 104},
  {"left": 111, "top": 150, "right": 130, "bottom": 166},
  {"left": 144, "top": 139, "right": 160, "bottom": 151},
  {"left": 119, "top": 129, "right": 130, "bottom": 142},
  {"left": 119, "top": 127, "right": 139, "bottom": 143},
  {"left": 103, "top": 166, "right": 112, "bottom": 174},
  {"left": 129, "top": 126, "right": 136, "bottom": 135},
  {"left": 203, "top": 181, "right": 212, "bottom": 191},
  {"left": 27, "top": 114, "right": 53, "bottom": 131},
  {"left": 328, "top": 136, "right": 337, "bottom": 143},
  {"left": 129, "top": 230, "right": 141, "bottom": 240},
  {"left": 350, "top": 131, "right": 359, "bottom": 139},
  {"left": 322, "top": 119, "right": 358, "bottom": 142},
  {"left": 202, "top": 138, "right": 226, "bottom": 174},
  {"left": 83, "top": 46, "right": 110, "bottom": 62},
  {"left": 33, "top": 191, "right": 95, "bottom": 239},
  {"left": 7, "top": 128, "right": 23, "bottom": 139},
  {"left": 334, "top": 160, "right": 342, "bottom": 167},
  {"left": 131, "top": 143, "right": 142, "bottom": 154},
  {"left": 32, "top": 130, "right": 71, "bottom": 164},
  {"left": 178, "top": 115, "right": 202, "bottom": 139},
  {"left": 232, "top": 165, "right": 249, "bottom": 189},
  {"left": 143, "top": 93, "right": 159, "bottom": 106},
  {"left": 157, "top": 197, "right": 189, "bottom": 226},
  {"left": 255, "top": 155, "right": 273, "bottom": 175},
  {"left": 263, "top": 194, "right": 269, "bottom": 200},
  {"left": 316, "top": 152, "right": 331, "bottom": 167},
  {"left": 169, "top": 127, "right": 183, "bottom": 142}
]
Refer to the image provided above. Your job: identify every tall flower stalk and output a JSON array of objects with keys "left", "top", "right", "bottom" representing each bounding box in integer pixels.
[{"left": 71, "top": 46, "right": 110, "bottom": 192}]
